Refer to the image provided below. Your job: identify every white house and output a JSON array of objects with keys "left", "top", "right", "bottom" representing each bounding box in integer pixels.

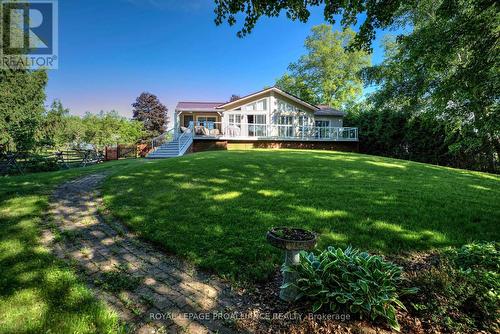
[
  {"left": 174, "top": 87, "right": 357, "bottom": 141},
  {"left": 148, "top": 87, "right": 358, "bottom": 158}
]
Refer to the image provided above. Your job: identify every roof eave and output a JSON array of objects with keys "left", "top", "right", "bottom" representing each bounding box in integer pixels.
[
  {"left": 314, "top": 111, "right": 346, "bottom": 117},
  {"left": 216, "top": 87, "right": 319, "bottom": 111},
  {"left": 176, "top": 108, "right": 221, "bottom": 113}
]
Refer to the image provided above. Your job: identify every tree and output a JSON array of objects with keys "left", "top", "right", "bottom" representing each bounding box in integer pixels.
[
  {"left": 82, "top": 111, "right": 145, "bottom": 149},
  {"left": 0, "top": 5, "right": 48, "bottom": 152},
  {"left": 38, "top": 100, "right": 70, "bottom": 149},
  {"left": 118, "top": 118, "right": 145, "bottom": 145},
  {"left": 275, "top": 25, "right": 370, "bottom": 108},
  {"left": 345, "top": 103, "right": 450, "bottom": 166},
  {"left": 63, "top": 115, "right": 87, "bottom": 148},
  {"left": 216, "top": 0, "right": 498, "bottom": 172},
  {"left": 132, "top": 93, "right": 168, "bottom": 137},
  {"left": 44, "top": 110, "right": 145, "bottom": 150},
  {"left": 363, "top": 0, "right": 499, "bottom": 171},
  {"left": 0, "top": 69, "right": 48, "bottom": 152},
  {"left": 214, "top": 0, "right": 414, "bottom": 51}
]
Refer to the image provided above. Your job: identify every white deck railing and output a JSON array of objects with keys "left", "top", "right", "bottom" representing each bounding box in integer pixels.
[
  {"left": 151, "top": 128, "right": 175, "bottom": 150},
  {"left": 178, "top": 124, "right": 194, "bottom": 154},
  {"left": 188, "top": 121, "right": 358, "bottom": 141}
]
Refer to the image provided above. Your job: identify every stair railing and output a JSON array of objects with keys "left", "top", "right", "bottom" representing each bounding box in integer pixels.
[
  {"left": 178, "top": 124, "right": 194, "bottom": 154},
  {"left": 151, "top": 128, "right": 175, "bottom": 151}
]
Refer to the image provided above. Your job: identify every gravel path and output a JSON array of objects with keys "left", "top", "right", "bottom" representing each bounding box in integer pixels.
[{"left": 42, "top": 173, "right": 240, "bottom": 334}]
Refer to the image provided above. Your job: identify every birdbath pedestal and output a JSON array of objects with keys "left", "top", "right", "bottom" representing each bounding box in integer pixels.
[{"left": 266, "top": 227, "right": 317, "bottom": 302}]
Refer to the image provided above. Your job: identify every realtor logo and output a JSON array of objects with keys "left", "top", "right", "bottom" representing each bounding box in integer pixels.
[{"left": 0, "top": 0, "right": 58, "bottom": 69}]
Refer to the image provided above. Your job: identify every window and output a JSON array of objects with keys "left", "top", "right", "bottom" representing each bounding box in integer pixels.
[
  {"left": 244, "top": 99, "right": 267, "bottom": 111},
  {"left": 256, "top": 99, "right": 267, "bottom": 110},
  {"left": 228, "top": 114, "right": 242, "bottom": 126},
  {"left": 183, "top": 115, "right": 193, "bottom": 127},
  {"left": 315, "top": 120, "right": 330, "bottom": 138},
  {"left": 278, "top": 116, "right": 294, "bottom": 137},
  {"left": 298, "top": 115, "right": 311, "bottom": 137},
  {"left": 298, "top": 115, "right": 309, "bottom": 126},
  {"left": 249, "top": 114, "right": 266, "bottom": 124},
  {"left": 197, "top": 116, "right": 217, "bottom": 129},
  {"left": 248, "top": 114, "right": 266, "bottom": 136},
  {"left": 197, "top": 116, "right": 217, "bottom": 123},
  {"left": 277, "top": 100, "right": 298, "bottom": 113}
]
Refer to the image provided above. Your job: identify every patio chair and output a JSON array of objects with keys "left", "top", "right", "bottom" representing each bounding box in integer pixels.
[{"left": 209, "top": 128, "right": 220, "bottom": 136}]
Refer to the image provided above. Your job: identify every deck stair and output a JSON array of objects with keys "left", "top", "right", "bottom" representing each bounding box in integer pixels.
[{"left": 146, "top": 127, "right": 193, "bottom": 159}]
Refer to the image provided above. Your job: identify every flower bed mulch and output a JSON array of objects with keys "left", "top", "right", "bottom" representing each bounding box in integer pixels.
[{"left": 231, "top": 254, "right": 446, "bottom": 334}]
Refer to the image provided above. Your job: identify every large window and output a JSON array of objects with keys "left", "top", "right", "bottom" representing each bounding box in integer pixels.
[
  {"left": 228, "top": 114, "right": 242, "bottom": 126},
  {"left": 298, "top": 115, "right": 311, "bottom": 128},
  {"left": 298, "top": 115, "right": 312, "bottom": 137},
  {"left": 277, "top": 100, "right": 299, "bottom": 113},
  {"left": 315, "top": 120, "right": 330, "bottom": 138},
  {"left": 197, "top": 116, "right": 217, "bottom": 129},
  {"left": 244, "top": 99, "right": 267, "bottom": 111},
  {"left": 315, "top": 120, "right": 329, "bottom": 127},
  {"left": 248, "top": 114, "right": 266, "bottom": 137},
  {"left": 278, "top": 116, "right": 294, "bottom": 137}
]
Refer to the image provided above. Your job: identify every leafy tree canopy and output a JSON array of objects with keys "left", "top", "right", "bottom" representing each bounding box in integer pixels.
[
  {"left": 363, "top": 0, "right": 499, "bottom": 170},
  {"left": 79, "top": 111, "right": 145, "bottom": 149},
  {"left": 132, "top": 92, "right": 169, "bottom": 137},
  {"left": 214, "top": 0, "right": 413, "bottom": 51},
  {"left": 38, "top": 106, "right": 145, "bottom": 150},
  {"left": 0, "top": 69, "right": 48, "bottom": 152},
  {"left": 38, "top": 100, "right": 70, "bottom": 149},
  {"left": 275, "top": 25, "right": 370, "bottom": 108},
  {"left": 0, "top": 10, "right": 48, "bottom": 152}
]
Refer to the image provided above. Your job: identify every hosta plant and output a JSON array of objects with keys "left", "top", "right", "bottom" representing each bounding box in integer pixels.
[{"left": 282, "top": 246, "right": 417, "bottom": 331}]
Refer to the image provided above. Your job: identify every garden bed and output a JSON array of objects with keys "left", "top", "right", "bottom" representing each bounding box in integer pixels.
[{"left": 233, "top": 247, "right": 498, "bottom": 333}]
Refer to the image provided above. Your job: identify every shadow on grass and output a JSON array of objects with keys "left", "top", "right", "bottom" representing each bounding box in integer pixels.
[
  {"left": 0, "top": 160, "right": 142, "bottom": 333},
  {"left": 39, "top": 176, "right": 242, "bottom": 333},
  {"left": 101, "top": 150, "right": 500, "bottom": 283}
]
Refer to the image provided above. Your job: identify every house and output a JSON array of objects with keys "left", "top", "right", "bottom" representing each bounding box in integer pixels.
[{"left": 147, "top": 87, "right": 358, "bottom": 158}]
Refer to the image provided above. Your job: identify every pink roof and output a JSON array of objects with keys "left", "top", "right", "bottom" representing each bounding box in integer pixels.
[{"left": 176, "top": 101, "right": 225, "bottom": 111}]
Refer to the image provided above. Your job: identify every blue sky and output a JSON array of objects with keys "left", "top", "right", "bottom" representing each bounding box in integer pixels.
[{"left": 47, "top": 0, "right": 389, "bottom": 118}]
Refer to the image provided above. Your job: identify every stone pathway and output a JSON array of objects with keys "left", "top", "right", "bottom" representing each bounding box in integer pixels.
[{"left": 42, "top": 173, "right": 240, "bottom": 334}]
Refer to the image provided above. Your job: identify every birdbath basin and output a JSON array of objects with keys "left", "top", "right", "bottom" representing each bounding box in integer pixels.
[{"left": 266, "top": 227, "right": 317, "bottom": 302}]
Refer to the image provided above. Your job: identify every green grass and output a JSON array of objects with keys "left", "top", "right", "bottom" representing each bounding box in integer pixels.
[
  {"left": 0, "top": 160, "right": 142, "bottom": 334},
  {"left": 102, "top": 150, "right": 500, "bottom": 282}
]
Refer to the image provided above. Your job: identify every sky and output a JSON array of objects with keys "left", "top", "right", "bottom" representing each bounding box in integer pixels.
[{"left": 46, "top": 0, "right": 390, "bottom": 118}]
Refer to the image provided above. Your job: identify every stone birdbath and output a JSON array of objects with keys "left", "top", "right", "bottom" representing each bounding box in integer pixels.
[{"left": 266, "top": 227, "right": 317, "bottom": 302}]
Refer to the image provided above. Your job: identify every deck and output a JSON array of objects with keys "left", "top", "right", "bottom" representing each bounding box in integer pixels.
[{"left": 190, "top": 123, "right": 358, "bottom": 142}]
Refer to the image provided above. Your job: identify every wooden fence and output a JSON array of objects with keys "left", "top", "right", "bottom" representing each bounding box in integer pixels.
[
  {"left": 104, "top": 144, "right": 152, "bottom": 160},
  {"left": 1, "top": 143, "right": 153, "bottom": 175},
  {"left": 0, "top": 150, "right": 104, "bottom": 175}
]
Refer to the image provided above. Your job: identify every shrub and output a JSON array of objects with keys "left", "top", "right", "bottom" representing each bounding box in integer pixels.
[
  {"left": 283, "top": 246, "right": 417, "bottom": 331},
  {"left": 25, "top": 154, "right": 59, "bottom": 173},
  {"left": 407, "top": 242, "right": 500, "bottom": 332},
  {"left": 450, "top": 241, "right": 499, "bottom": 272}
]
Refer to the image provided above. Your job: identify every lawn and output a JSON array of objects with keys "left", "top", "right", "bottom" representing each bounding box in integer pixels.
[
  {"left": 0, "top": 160, "right": 143, "bottom": 334},
  {"left": 101, "top": 150, "right": 500, "bottom": 282}
]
